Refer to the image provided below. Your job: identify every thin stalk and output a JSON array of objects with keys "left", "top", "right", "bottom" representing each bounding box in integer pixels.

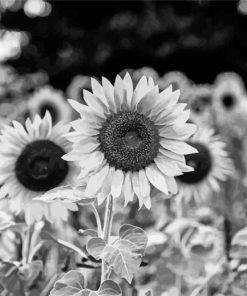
[
  {"left": 101, "top": 194, "right": 113, "bottom": 283},
  {"left": 91, "top": 203, "right": 103, "bottom": 237},
  {"left": 22, "top": 224, "right": 33, "bottom": 265}
]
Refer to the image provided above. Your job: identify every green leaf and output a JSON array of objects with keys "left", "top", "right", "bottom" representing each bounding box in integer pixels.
[
  {"left": 98, "top": 280, "right": 122, "bottom": 296},
  {"left": 104, "top": 224, "right": 148, "bottom": 283},
  {"left": 86, "top": 225, "right": 148, "bottom": 284},
  {"left": 0, "top": 262, "right": 20, "bottom": 293},
  {"left": 34, "top": 185, "right": 96, "bottom": 206},
  {"left": 78, "top": 229, "right": 98, "bottom": 239},
  {"left": 50, "top": 270, "right": 85, "bottom": 296},
  {"left": 50, "top": 271, "right": 121, "bottom": 296},
  {"left": 40, "top": 231, "right": 87, "bottom": 259},
  {"left": 18, "top": 260, "right": 43, "bottom": 286},
  {"left": 86, "top": 238, "right": 106, "bottom": 260},
  {"left": 119, "top": 224, "right": 148, "bottom": 254},
  {"left": 231, "top": 227, "right": 247, "bottom": 259}
]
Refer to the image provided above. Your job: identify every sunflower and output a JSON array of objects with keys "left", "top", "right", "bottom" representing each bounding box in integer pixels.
[
  {"left": 28, "top": 85, "right": 73, "bottom": 124},
  {"left": 0, "top": 112, "right": 78, "bottom": 224},
  {"left": 66, "top": 75, "right": 92, "bottom": 105},
  {"left": 185, "top": 84, "right": 214, "bottom": 128},
  {"left": 158, "top": 71, "right": 191, "bottom": 102},
  {"left": 212, "top": 72, "right": 247, "bottom": 137},
  {"left": 63, "top": 73, "right": 197, "bottom": 209},
  {"left": 119, "top": 67, "right": 159, "bottom": 89},
  {"left": 176, "top": 127, "right": 233, "bottom": 203}
]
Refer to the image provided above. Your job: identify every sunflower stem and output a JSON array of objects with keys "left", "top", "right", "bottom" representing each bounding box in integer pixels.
[
  {"left": 101, "top": 194, "right": 113, "bottom": 283},
  {"left": 91, "top": 203, "right": 103, "bottom": 237},
  {"left": 22, "top": 224, "right": 33, "bottom": 265}
]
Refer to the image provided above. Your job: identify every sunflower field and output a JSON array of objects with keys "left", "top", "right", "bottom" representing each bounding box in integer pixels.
[{"left": 1, "top": 1, "right": 247, "bottom": 295}]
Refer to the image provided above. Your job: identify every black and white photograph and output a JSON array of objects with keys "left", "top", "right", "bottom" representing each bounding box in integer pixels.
[{"left": 0, "top": 1, "right": 246, "bottom": 295}]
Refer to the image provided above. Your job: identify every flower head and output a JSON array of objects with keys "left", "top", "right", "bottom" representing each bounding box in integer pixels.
[
  {"left": 64, "top": 73, "right": 197, "bottom": 209},
  {"left": 28, "top": 86, "right": 73, "bottom": 124},
  {"left": 158, "top": 71, "right": 191, "bottom": 102},
  {"left": 212, "top": 72, "right": 247, "bottom": 137},
  {"left": 186, "top": 84, "right": 214, "bottom": 127},
  {"left": 66, "top": 75, "right": 92, "bottom": 105},
  {"left": 176, "top": 127, "right": 233, "bottom": 203},
  {"left": 0, "top": 112, "right": 78, "bottom": 224}
]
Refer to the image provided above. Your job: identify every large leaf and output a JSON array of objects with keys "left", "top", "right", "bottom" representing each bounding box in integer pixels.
[
  {"left": 87, "top": 238, "right": 106, "bottom": 260},
  {"left": 34, "top": 185, "right": 96, "bottom": 206},
  {"left": 97, "top": 280, "right": 122, "bottom": 296},
  {"left": 231, "top": 227, "right": 247, "bottom": 259},
  {"left": 86, "top": 224, "right": 148, "bottom": 284},
  {"left": 0, "top": 260, "right": 42, "bottom": 294},
  {"left": 50, "top": 271, "right": 121, "bottom": 296},
  {"left": 40, "top": 231, "right": 87, "bottom": 259}
]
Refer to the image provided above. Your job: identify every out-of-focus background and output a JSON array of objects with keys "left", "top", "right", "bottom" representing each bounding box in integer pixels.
[{"left": 2, "top": 0, "right": 247, "bottom": 88}]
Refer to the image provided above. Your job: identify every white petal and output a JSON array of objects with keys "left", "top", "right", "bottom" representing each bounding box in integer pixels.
[
  {"left": 62, "top": 150, "right": 85, "bottom": 161},
  {"left": 165, "top": 176, "right": 178, "bottom": 194},
  {"left": 114, "top": 75, "right": 126, "bottom": 112},
  {"left": 154, "top": 156, "right": 182, "bottom": 177},
  {"left": 83, "top": 89, "right": 108, "bottom": 115},
  {"left": 102, "top": 77, "right": 116, "bottom": 113},
  {"left": 123, "top": 171, "right": 134, "bottom": 206},
  {"left": 145, "top": 164, "right": 168, "bottom": 194},
  {"left": 138, "top": 170, "right": 151, "bottom": 209},
  {"left": 160, "top": 139, "right": 198, "bottom": 155},
  {"left": 85, "top": 164, "right": 109, "bottom": 196},
  {"left": 91, "top": 78, "right": 109, "bottom": 107},
  {"left": 132, "top": 76, "right": 148, "bottom": 109},
  {"left": 123, "top": 72, "right": 133, "bottom": 107},
  {"left": 111, "top": 169, "right": 124, "bottom": 199},
  {"left": 97, "top": 166, "right": 115, "bottom": 205},
  {"left": 68, "top": 99, "right": 89, "bottom": 113},
  {"left": 159, "top": 148, "right": 185, "bottom": 162},
  {"left": 136, "top": 88, "right": 159, "bottom": 115},
  {"left": 0, "top": 185, "right": 9, "bottom": 199},
  {"left": 132, "top": 171, "right": 141, "bottom": 199}
]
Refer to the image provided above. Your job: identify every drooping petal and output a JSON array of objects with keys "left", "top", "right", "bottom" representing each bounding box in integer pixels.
[
  {"left": 85, "top": 164, "right": 109, "bottom": 196},
  {"left": 145, "top": 164, "right": 168, "bottom": 194},
  {"left": 111, "top": 169, "right": 124, "bottom": 199}
]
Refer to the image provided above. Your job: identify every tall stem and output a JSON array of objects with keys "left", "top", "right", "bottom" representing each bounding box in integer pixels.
[
  {"left": 101, "top": 194, "right": 113, "bottom": 283},
  {"left": 91, "top": 203, "right": 103, "bottom": 237},
  {"left": 22, "top": 224, "right": 33, "bottom": 265}
]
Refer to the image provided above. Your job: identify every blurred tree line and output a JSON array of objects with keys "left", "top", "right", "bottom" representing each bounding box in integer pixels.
[{"left": 1, "top": 0, "right": 247, "bottom": 90}]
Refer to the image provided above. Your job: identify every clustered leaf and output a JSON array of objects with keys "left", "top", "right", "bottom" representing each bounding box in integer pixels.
[
  {"left": 86, "top": 224, "right": 148, "bottom": 283},
  {"left": 50, "top": 270, "right": 121, "bottom": 296},
  {"left": 230, "top": 227, "right": 247, "bottom": 259},
  {"left": 0, "top": 260, "right": 43, "bottom": 295}
]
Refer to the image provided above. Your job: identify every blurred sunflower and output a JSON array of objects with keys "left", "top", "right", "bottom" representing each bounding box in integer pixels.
[
  {"left": 186, "top": 84, "right": 214, "bottom": 127},
  {"left": 66, "top": 75, "right": 92, "bottom": 105},
  {"left": 158, "top": 71, "right": 191, "bottom": 102},
  {"left": 28, "top": 86, "right": 73, "bottom": 124},
  {"left": 176, "top": 127, "right": 233, "bottom": 203},
  {"left": 119, "top": 67, "right": 159, "bottom": 88},
  {"left": 212, "top": 72, "right": 247, "bottom": 137},
  {"left": 0, "top": 112, "right": 78, "bottom": 224},
  {"left": 64, "top": 73, "right": 197, "bottom": 209}
]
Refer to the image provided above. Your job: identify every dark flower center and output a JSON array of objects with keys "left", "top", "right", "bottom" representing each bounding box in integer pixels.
[
  {"left": 15, "top": 140, "right": 69, "bottom": 191},
  {"left": 40, "top": 102, "right": 58, "bottom": 123},
  {"left": 221, "top": 94, "right": 235, "bottom": 109},
  {"left": 177, "top": 142, "right": 212, "bottom": 184},
  {"left": 191, "top": 96, "right": 211, "bottom": 114},
  {"left": 98, "top": 111, "right": 159, "bottom": 172}
]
